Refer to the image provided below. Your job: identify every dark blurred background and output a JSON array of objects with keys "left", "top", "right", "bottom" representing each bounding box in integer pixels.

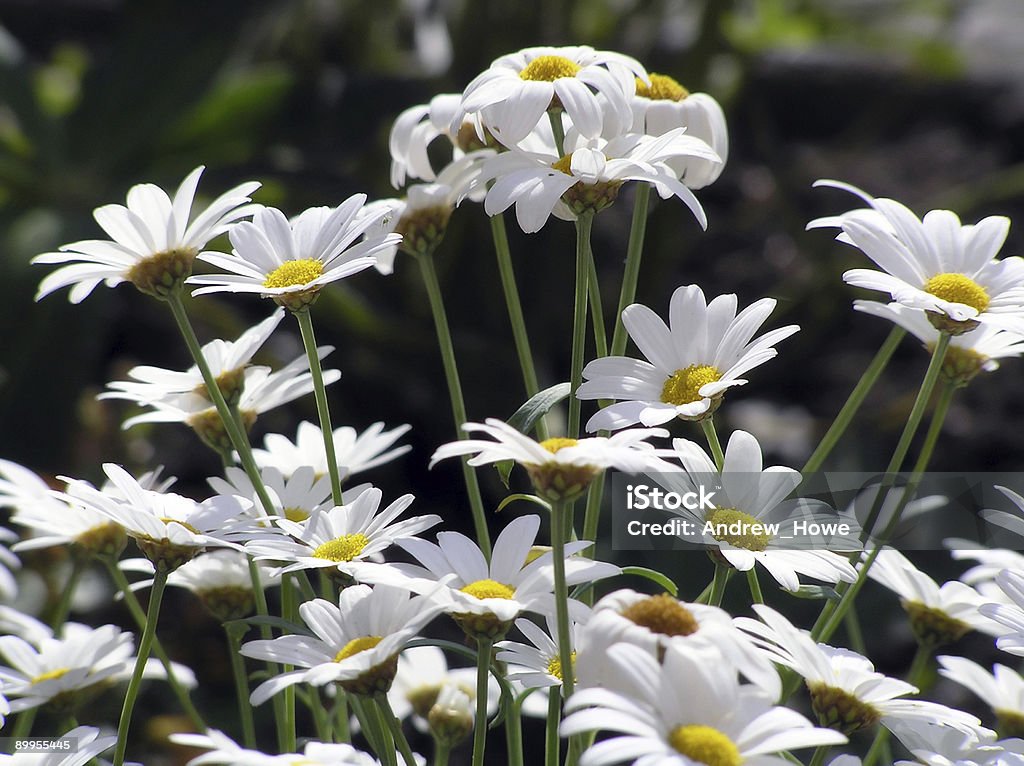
[{"left": 2, "top": 0, "right": 1024, "bottom": 761}]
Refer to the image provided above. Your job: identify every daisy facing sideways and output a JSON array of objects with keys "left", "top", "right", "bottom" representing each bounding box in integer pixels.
[
  {"left": 577, "top": 284, "right": 799, "bottom": 431},
  {"left": 561, "top": 642, "right": 846, "bottom": 766}
]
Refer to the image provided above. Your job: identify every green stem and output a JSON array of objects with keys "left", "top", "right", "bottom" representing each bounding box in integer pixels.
[
  {"left": 701, "top": 417, "right": 725, "bottom": 471},
  {"left": 50, "top": 556, "right": 84, "bottom": 637},
  {"left": 8, "top": 709, "right": 37, "bottom": 743},
  {"left": 370, "top": 699, "right": 398, "bottom": 766},
  {"left": 709, "top": 563, "right": 730, "bottom": 607},
  {"left": 294, "top": 309, "right": 344, "bottom": 506},
  {"left": 416, "top": 254, "right": 492, "bottom": 558},
  {"left": 545, "top": 689, "right": 560, "bottom": 766},
  {"left": 586, "top": 250, "right": 608, "bottom": 359},
  {"left": 746, "top": 568, "right": 764, "bottom": 605},
  {"left": 376, "top": 694, "right": 416, "bottom": 766},
  {"left": 434, "top": 740, "right": 451, "bottom": 766},
  {"left": 104, "top": 559, "right": 205, "bottom": 730},
  {"left": 802, "top": 326, "right": 906, "bottom": 473},
  {"left": 862, "top": 727, "right": 891, "bottom": 766},
  {"left": 907, "top": 642, "right": 932, "bottom": 688},
  {"left": 610, "top": 183, "right": 651, "bottom": 357},
  {"left": 506, "top": 696, "right": 524, "bottom": 766},
  {"left": 808, "top": 745, "right": 830, "bottom": 766},
  {"left": 225, "top": 624, "right": 257, "bottom": 748},
  {"left": 113, "top": 568, "right": 168, "bottom": 766},
  {"left": 351, "top": 697, "right": 384, "bottom": 755},
  {"left": 335, "top": 693, "right": 351, "bottom": 744},
  {"left": 580, "top": 473, "right": 606, "bottom": 570},
  {"left": 471, "top": 638, "right": 493, "bottom": 766},
  {"left": 548, "top": 111, "right": 566, "bottom": 157},
  {"left": 245, "top": 558, "right": 288, "bottom": 751},
  {"left": 568, "top": 213, "right": 594, "bottom": 438},
  {"left": 549, "top": 501, "right": 576, "bottom": 704},
  {"left": 280, "top": 574, "right": 297, "bottom": 753}
]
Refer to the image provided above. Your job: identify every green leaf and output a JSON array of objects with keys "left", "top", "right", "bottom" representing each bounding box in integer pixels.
[
  {"left": 495, "top": 493, "right": 552, "bottom": 514},
  {"left": 496, "top": 459, "right": 514, "bottom": 489},
  {"left": 224, "top": 615, "right": 312, "bottom": 636},
  {"left": 788, "top": 585, "right": 840, "bottom": 601},
  {"left": 621, "top": 566, "right": 678, "bottom": 597},
  {"left": 507, "top": 382, "right": 571, "bottom": 436}
]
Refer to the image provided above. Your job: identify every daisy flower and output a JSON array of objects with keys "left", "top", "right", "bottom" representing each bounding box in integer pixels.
[
  {"left": 459, "top": 45, "right": 647, "bottom": 146},
  {"left": 561, "top": 642, "right": 846, "bottom": 766},
  {"left": 240, "top": 583, "right": 446, "bottom": 701},
  {"left": 427, "top": 682, "right": 476, "bottom": 748},
  {"left": 480, "top": 126, "right": 719, "bottom": 233},
  {"left": 884, "top": 719, "right": 1021, "bottom": 766},
  {"left": 856, "top": 300, "right": 1024, "bottom": 387},
  {"left": 0, "top": 526, "right": 19, "bottom": 602},
  {"left": 938, "top": 655, "right": 1024, "bottom": 736},
  {"left": 0, "top": 622, "right": 195, "bottom": 714},
  {"left": 170, "top": 729, "right": 382, "bottom": 766},
  {"left": 864, "top": 547, "right": 1006, "bottom": 646},
  {"left": 497, "top": 615, "right": 583, "bottom": 692},
  {"left": 187, "top": 197, "right": 401, "bottom": 311},
  {"left": 654, "top": 430, "right": 858, "bottom": 591},
  {"left": 808, "top": 179, "right": 1024, "bottom": 335},
  {"left": 736, "top": 604, "right": 984, "bottom": 737},
  {"left": 208, "top": 465, "right": 334, "bottom": 524},
  {"left": 980, "top": 570, "right": 1024, "bottom": 657},
  {"left": 430, "top": 418, "right": 675, "bottom": 502},
  {"left": 252, "top": 420, "right": 411, "bottom": 482},
  {"left": 950, "top": 544, "right": 1024, "bottom": 587},
  {"left": 574, "top": 588, "right": 780, "bottom": 697},
  {"left": 244, "top": 486, "right": 441, "bottom": 582},
  {"left": 578, "top": 284, "right": 799, "bottom": 430},
  {"left": 627, "top": 73, "right": 729, "bottom": 189},
  {"left": 3, "top": 725, "right": 118, "bottom": 766},
  {"left": 366, "top": 514, "right": 619, "bottom": 639},
  {"left": 33, "top": 165, "right": 260, "bottom": 302}
]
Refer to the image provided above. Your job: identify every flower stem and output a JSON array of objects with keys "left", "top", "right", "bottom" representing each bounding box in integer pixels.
[
  {"left": 709, "top": 563, "right": 730, "bottom": 607},
  {"left": 280, "top": 574, "right": 297, "bottom": 753},
  {"left": 808, "top": 745, "right": 830, "bottom": 766},
  {"left": 581, "top": 474, "right": 606, "bottom": 569},
  {"left": 490, "top": 213, "right": 546, "bottom": 438},
  {"left": 416, "top": 254, "right": 492, "bottom": 558},
  {"left": 586, "top": 251, "right": 608, "bottom": 359},
  {"left": 225, "top": 623, "right": 257, "bottom": 748},
  {"left": 746, "top": 567, "right": 764, "bottom": 605},
  {"left": 376, "top": 694, "right": 417, "bottom": 766},
  {"left": 294, "top": 308, "right": 344, "bottom": 506},
  {"left": 701, "top": 417, "right": 725, "bottom": 471},
  {"left": 50, "top": 556, "right": 84, "bottom": 637},
  {"left": 548, "top": 111, "right": 566, "bottom": 157},
  {"left": 471, "top": 638, "right": 493, "bottom": 766},
  {"left": 568, "top": 212, "right": 594, "bottom": 438},
  {"left": 545, "top": 689, "right": 560, "bottom": 766},
  {"left": 245, "top": 558, "right": 289, "bottom": 751},
  {"left": 370, "top": 699, "right": 398, "bottom": 766},
  {"left": 549, "top": 500, "right": 577, "bottom": 705},
  {"left": 113, "top": 568, "right": 168, "bottom": 766},
  {"left": 802, "top": 326, "right": 906, "bottom": 473},
  {"left": 434, "top": 740, "right": 451, "bottom": 766},
  {"left": 610, "top": 183, "right": 651, "bottom": 357},
  {"left": 506, "top": 696, "right": 524, "bottom": 766}
]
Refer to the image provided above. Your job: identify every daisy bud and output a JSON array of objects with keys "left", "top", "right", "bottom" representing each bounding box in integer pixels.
[
  {"left": 808, "top": 682, "right": 882, "bottom": 735},
  {"left": 428, "top": 684, "right": 474, "bottom": 748},
  {"left": 187, "top": 408, "right": 256, "bottom": 456},
  {"left": 905, "top": 601, "right": 971, "bottom": 648},
  {"left": 396, "top": 205, "right": 453, "bottom": 259}
]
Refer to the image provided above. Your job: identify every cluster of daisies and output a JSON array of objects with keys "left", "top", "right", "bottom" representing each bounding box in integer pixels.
[{"left": 4, "top": 41, "right": 1024, "bottom": 766}]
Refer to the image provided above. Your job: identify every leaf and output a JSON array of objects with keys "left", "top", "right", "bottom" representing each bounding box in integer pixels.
[
  {"left": 788, "top": 585, "right": 840, "bottom": 602},
  {"left": 224, "top": 615, "right": 312, "bottom": 636},
  {"left": 496, "top": 459, "right": 514, "bottom": 489},
  {"left": 495, "top": 493, "right": 552, "bottom": 514},
  {"left": 621, "top": 566, "right": 678, "bottom": 597},
  {"left": 506, "top": 382, "right": 571, "bottom": 436}
]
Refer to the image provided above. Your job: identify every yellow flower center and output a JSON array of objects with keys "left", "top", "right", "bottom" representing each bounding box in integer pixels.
[
  {"left": 546, "top": 651, "right": 576, "bottom": 682},
  {"left": 621, "top": 594, "right": 699, "bottom": 636},
  {"left": 552, "top": 154, "right": 574, "bottom": 176},
  {"left": 519, "top": 55, "right": 581, "bottom": 82},
  {"left": 661, "top": 365, "right": 722, "bottom": 405},
  {"left": 334, "top": 635, "right": 384, "bottom": 662},
  {"left": 312, "top": 533, "right": 370, "bottom": 562},
  {"left": 667, "top": 725, "right": 741, "bottom": 766},
  {"left": 283, "top": 507, "right": 311, "bottom": 523},
  {"left": 705, "top": 508, "right": 772, "bottom": 551},
  {"left": 263, "top": 259, "right": 324, "bottom": 289},
  {"left": 32, "top": 667, "right": 70, "bottom": 684},
  {"left": 923, "top": 273, "right": 990, "bottom": 313},
  {"left": 540, "top": 437, "right": 578, "bottom": 454},
  {"left": 159, "top": 517, "right": 201, "bottom": 535},
  {"left": 460, "top": 579, "right": 515, "bottom": 600},
  {"left": 635, "top": 73, "right": 689, "bottom": 101}
]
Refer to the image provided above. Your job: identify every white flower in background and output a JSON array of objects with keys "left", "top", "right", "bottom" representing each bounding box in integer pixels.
[
  {"left": 0, "top": 622, "right": 195, "bottom": 713},
  {"left": 886, "top": 719, "right": 1023, "bottom": 766},
  {"left": 171, "top": 729, "right": 383, "bottom": 765},
  {"left": 856, "top": 300, "right": 1024, "bottom": 387},
  {"left": 938, "top": 655, "right": 1024, "bottom": 736},
  {"left": 574, "top": 588, "right": 780, "bottom": 697},
  {"left": 245, "top": 487, "right": 441, "bottom": 581},
  {"left": 865, "top": 547, "right": 1006, "bottom": 645},
  {"left": 459, "top": 45, "right": 647, "bottom": 146},
  {"left": 240, "top": 584, "right": 445, "bottom": 702},
  {"left": 627, "top": 73, "right": 728, "bottom": 188},
  {"left": 0, "top": 607, "right": 51, "bottom": 645},
  {"left": 480, "top": 127, "right": 719, "bottom": 233},
  {"left": 208, "top": 465, "right": 334, "bottom": 524},
  {"left": 367, "top": 515, "right": 619, "bottom": 638},
  {"left": 980, "top": 570, "right": 1024, "bottom": 657},
  {"left": 4, "top": 725, "right": 118, "bottom": 766},
  {"left": 0, "top": 526, "right": 19, "bottom": 602},
  {"left": 430, "top": 418, "right": 675, "bottom": 502},
  {"left": 561, "top": 642, "right": 846, "bottom": 766},
  {"left": 578, "top": 284, "right": 799, "bottom": 431},
  {"left": 0, "top": 690, "right": 7, "bottom": 729},
  {"left": 427, "top": 682, "right": 475, "bottom": 748},
  {"left": 99, "top": 309, "right": 284, "bottom": 406},
  {"left": 971, "top": 485, "right": 1024, "bottom": 547},
  {"left": 736, "top": 604, "right": 983, "bottom": 737},
  {"left": 654, "top": 431, "right": 858, "bottom": 591},
  {"left": 497, "top": 615, "right": 582, "bottom": 692},
  {"left": 809, "top": 180, "right": 1024, "bottom": 335},
  {"left": 33, "top": 165, "right": 260, "bottom": 302},
  {"left": 188, "top": 197, "right": 401, "bottom": 311},
  {"left": 949, "top": 543, "right": 1024, "bottom": 587},
  {"left": 252, "top": 420, "right": 411, "bottom": 482}
]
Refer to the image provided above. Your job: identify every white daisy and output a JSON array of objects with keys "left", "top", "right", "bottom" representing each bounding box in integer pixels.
[
  {"left": 0, "top": 622, "right": 195, "bottom": 714},
  {"left": 578, "top": 284, "right": 799, "bottom": 430},
  {"left": 366, "top": 514, "right": 619, "bottom": 638},
  {"left": 653, "top": 431, "right": 858, "bottom": 590},
  {"left": 0, "top": 525, "right": 19, "bottom": 602},
  {"left": 980, "top": 570, "right": 1024, "bottom": 657},
  {"left": 627, "top": 73, "right": 728, "bottom": 189},
  {"left": 208, "top": 465, "right": 334, "bottom": 524},
  {"left": 856, "top": 300, "right": 1024, "bottom": 387},
  {"left": 574, "top": 588, "right": 780, "bottom": 697},
  {"left": 427, "top": 682, "right": 476, "bottom": 747},
  {"left": 251, "top": 420, "right": 411, "bottom": 482},
  {"left": 735, "top": 604, "right": 984, "bottom": 737},
  {"left": 950, "top": 544, "right": 1024, "bottom": 587},
  {"left": 240, "top": 583, "right": 446, "bottom": 702},
  {"left": 885, "top": 719, "right": 1021, "bottom": 766},
  {"left": 170, "top": 729, "right": 382, "bottom": 765},
  {"left": 244, "top": 486, "right": 441, "bottom": 581},
  {"left": 480, "top": 126, "right": 719, "bottom": 233},
  {"left": 33, "top": 165, "right": 260, "bottom": 302},
  {"left": 0, "top": 607, "right": 51, "bottom": 645},
  {"left": 497, "top": 615, "right": 583, "bottom": 691},
  {"left": 187, "top": 198, "right": 401, "bottom": 311},
  {"left": 430, "top": 418, "right": 674, "bottom": 502},
  {"left": 3, "top": 725, "right": 118, "bottom": 766},
  {"left": 459, "top": 45, "right": 647, "bottom": 146},
  {"left": 808, "top": 179, "right": 1024, "bottom": 335},
  {"left": 864, "top": 547, "right": 1006, "bottom": 645},
  {"left": 938, "top": 655, "right": 1024, "bottom": 736},
  {"left": 561, "top": 642, "right": 846, "bottom": 766}
]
